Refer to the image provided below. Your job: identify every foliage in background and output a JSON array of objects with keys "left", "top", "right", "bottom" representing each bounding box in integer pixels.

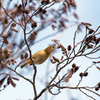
[{"left": 0, "top": 0, "right": 100, "bottom": 100}]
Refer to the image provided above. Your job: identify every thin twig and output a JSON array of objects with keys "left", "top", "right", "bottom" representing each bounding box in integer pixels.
[{"left": 79, "top": 89, "right": 96, "bottom": 100}]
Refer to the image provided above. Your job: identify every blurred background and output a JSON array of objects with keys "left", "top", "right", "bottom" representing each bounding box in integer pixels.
[{"left": 0, "top": 0, "right": 100, "bottom": 100}]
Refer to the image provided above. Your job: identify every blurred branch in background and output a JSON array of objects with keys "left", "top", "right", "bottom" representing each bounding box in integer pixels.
[{"left": 0, "top": 0, "right": 100, "bottom": 100}]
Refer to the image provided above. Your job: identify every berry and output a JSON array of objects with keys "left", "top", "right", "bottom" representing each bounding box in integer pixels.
[
  {"left": 42, "top": 9, "right": 46, "bottom": 14},
  {"left": 84, "top": 72, "right": 88, "bottom": 77},
  {"left": 79, "top": 72, "right": 84, "bottom": 77},
  {"left": 67, "top": 45, "right": 71, "bottom": 51},
  {"left": 75, "top": 66, "right": 79, "bottom": 72},
  {"left": 95, "top": 87, "right": 99, "bottom": 91},
  {"left": 98, "top": 82, "right": 100, "bottom": 88},
  {"left": 72, "top": 63, "right": 76, "bottom": 68}
]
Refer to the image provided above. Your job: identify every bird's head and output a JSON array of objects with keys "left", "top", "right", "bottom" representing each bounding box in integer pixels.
[{"left": 44, "top": 46, "right": 55, "bottom": 56}]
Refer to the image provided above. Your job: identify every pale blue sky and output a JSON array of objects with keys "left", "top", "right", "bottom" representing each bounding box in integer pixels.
[{"left": 0, "top": 0, "right": 100, "bottom": 100}]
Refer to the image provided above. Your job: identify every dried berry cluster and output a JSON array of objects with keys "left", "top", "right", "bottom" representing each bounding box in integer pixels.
[
  {"left": 0, "top": 0, "right": 99, "bottom": 100},
  {"left": 81, "top": 23, "right": 100, "bottom": 45},
  {"left": 7, "top": 59, "right": 17, "bottom": 65},
  {"left": 28, "top": 31, "right": 37, "bottom": 44},
  {"left": 38, "top": 7, "right": 47, "bottom": 14},
  {"left": 20, "top": 53, "right": 28, "bottom": 60},
  {"left": 0, "top": 48, "right": 10, "bottom": 61},
  {"left": 84, "top": 35, "right": 100, "bottom": 49},
  {"left": 65, "top": 63, "right": 79, "bottom": 82},
  {"left": 50, "top": 56, "right": 60, "bottom": 64},
  {"left": 0, "top": 48, "right": 17, "bottom": 66},
  {"left": 65, "top": 0, "right": 76, "bottom": 9},
  {"left": 17, "top": 4, "right": 29, "bottom": 14},
  {"left": 71, "top": 63, "right": 79, "bottom": 73},
  {"left": 79, "top": 72, "right": 88, "bottom": 77},
  {"left": 2, "top": 35, "right": 9, "bottom": 44},
  {"left": 58, "top": 43, "right": 72, "bottom": 53},
  {"left": 50, "top": 44, "right": 72, "bottom": 64},
  {"left": 31, "top": 22, "right": 37, "bottom": 28},
  {"left": 0, "top": 74, "right": 19, "bottom": 91}
]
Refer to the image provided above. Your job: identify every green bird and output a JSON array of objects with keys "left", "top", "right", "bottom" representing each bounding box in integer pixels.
[{"left": 21, "top": 46, "right": 55, "bottom": 68}]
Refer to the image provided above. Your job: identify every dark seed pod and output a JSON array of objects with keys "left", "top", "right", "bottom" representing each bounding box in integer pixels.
[
  {"left": 67, "top": 45, "right": 71, "bottom": 51},
  {"left": 89, "top": 29, "right": 94, "bottom": 34},
  {"left": 52, "top": 56, "right": 59, "bottom": 63},
  {"left": 79, "top": 72, "right": 84, "bottom": 77},
  {"left": 20, "top": 54, "right": 24, "bottom": 59},
  {"left": 18, "top": 4, "right": 22, "bottom": 10},
  {"left": 39, "top": 7, "right": 42, "bottom": 12},
  {"left": 25, "top": 53, "right": 28, "bottom": 59},
  {"left": 75, "top": 66, "right": 79, "bottom": 72},
  {"left": 71, "top": 68, "right": 75, "bottom": 73},
  {"left": 31, "top": 22, "right": 37, "bottom": 28},
  {"left": 46, "top": 0, "right": 50, "bottom": 4},
  {"left": 72, "top": 63, "right": 76, "bottom": 68},
  {"left": 42, "top": 9, "right": 46, "bottom": 14},
  {"left": 93, "top": 35, "right": 97, "bottom": 42},
  {"left": 96, "top": 38, "right": 100, "bottom": 45},
  {"left": 84, "top": 72, "right": 88, "bottom": 77},
  {"left": 98, "top": 82, "right": 100, "bottom": 88},
  {"left": 95, "top": 87, "right": 99, "bottom": 91}
]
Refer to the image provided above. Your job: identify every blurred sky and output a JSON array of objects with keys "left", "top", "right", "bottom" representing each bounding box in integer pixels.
[{"left": 0, "top": 0, "right": 100, "bottom": 100}]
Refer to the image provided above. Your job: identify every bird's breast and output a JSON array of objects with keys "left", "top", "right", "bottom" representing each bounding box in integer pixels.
[{"left": 31, "top": 50, "right": 48, "bottom": 64}]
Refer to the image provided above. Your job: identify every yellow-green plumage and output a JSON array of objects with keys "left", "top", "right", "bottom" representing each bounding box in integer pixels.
[{"left": 21, "top": 46, "right": 55, "bottom": 68}]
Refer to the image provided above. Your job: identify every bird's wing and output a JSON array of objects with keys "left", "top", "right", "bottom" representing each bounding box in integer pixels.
[{"left": 31, "top": 50, "right": 48, "bottom": 64}]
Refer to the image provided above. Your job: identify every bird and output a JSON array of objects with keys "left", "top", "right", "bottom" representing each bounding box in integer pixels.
[{"left": 20, "top": 46, "right": 55, "bottom": 68}]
